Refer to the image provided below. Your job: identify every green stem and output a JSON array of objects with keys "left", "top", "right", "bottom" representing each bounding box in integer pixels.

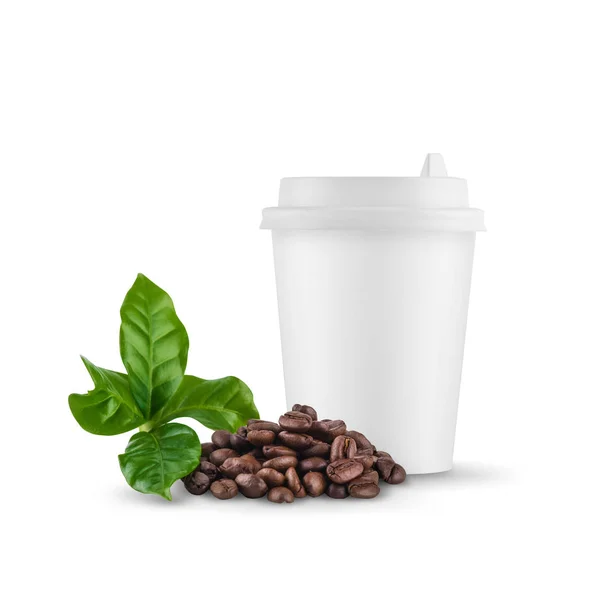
[{"left": 139, "top": 422, "right": 153, "bottom": 432}]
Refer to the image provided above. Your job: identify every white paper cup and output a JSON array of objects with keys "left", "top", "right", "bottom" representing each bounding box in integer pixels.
[{"left": 261, "top": 155, "right": 485, "bottom": 474}]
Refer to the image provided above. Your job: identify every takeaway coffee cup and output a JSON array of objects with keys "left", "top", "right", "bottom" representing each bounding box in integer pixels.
[{"left": 261, "top": 154, "right": 485, "bottom": 474}]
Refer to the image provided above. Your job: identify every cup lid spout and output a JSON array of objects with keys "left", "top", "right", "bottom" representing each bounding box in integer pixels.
[{"left": 420, "top": 153, "right": 448, "bottom": 178}]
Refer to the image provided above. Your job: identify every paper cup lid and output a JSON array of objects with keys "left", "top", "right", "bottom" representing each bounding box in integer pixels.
[{"left": 261, "top": 154, "right": 485, "bottom": 232}]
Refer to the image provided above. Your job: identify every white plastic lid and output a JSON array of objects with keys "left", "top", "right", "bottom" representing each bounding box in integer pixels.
[{"left": 260, "top": 154, "right": 485, "bottom": 232}]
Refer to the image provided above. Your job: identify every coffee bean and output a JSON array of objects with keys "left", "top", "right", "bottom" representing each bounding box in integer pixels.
[
  {"left": 198, "top": 460, "right": 219, "bottom": 482},
  {"left": 211, "top": 430, "right": 232, "bottom": 448},
  {"left": 349, "top": 469, "right": 379, "bottom": 487},
  {"left": 239, "top": 454, "right": 262, "bottom": 473},
  {"left": 301, "top": 441, "right": 331, "bottom": 458},
  {"left": 256, "top": 467, "right": 286, "bottom": 488},
  {"left": 309, "top": 419, "right": 346, "bottom": 442},
  {"left": 247, "top": 429, "right": 276, "bottom": 446},
  {"left": 345, "top": 430, "right": 374, "bottom": 453},
  {"left": 284, "top": 467, "right": 303, "bottom": 497},
  {"left": 326, "top": 458, "right": 364, "bottom": 484},
  {"left": 219, "top": 457, "right": 258, "bottom": 479},
  {"left": 303, "top": 472, "right": 326, "bottom": 497},
  {"left": 183, "top": 471, "right": 211, "bottom": 495},
  {"left": 235, "top": 473, "right": 268, "bottom": 498},
  {"left": 278, "top": 431, "right": 313, "bottom": 451},
  {"left": 388, "top": 463, "right": 407, "bottom": 484},
  {"left": 330, "top": 435, "right": 357, "bottom": 462},
  {"left": 230, "top": 433, "right": 253, "bottom": 454},
  {"left": 237, "top": 426, "right": 248, "bottom": 436},
  {"left": 262, "top": 445, "right": 297, "bottom": 459},
  {"left": 262, "top": 456, "right": 298, "bottom": 472},
  {"left": 279, "top": 411, "right": 313, "bottom": 433},
  {"left": 267, "top": 486, "right": 295, "bottom": 504},
  {"left": 375, "top": 457, "right": 395, "bottom": 481},
  {"left": 348, "top": 480, "right": 380, "bottom": 499},
  {"left": 291, "top": 404, "right": 318, "bottom": 420},
  {"left": 209, "top": 448, "right": 239, "bottom": 467},
  {"left": 353, "top": 449, "right": 375, "bottom": 470},
  {"left": 326, "top": 483, "right": 348, "bottom": 499},
  {"left": 201, "top": 442, "right": 217, "bottom": 457},
  {"left": 210, "top": 479, "right": 238, "bottom": 500},
  {"left": 247, "top": 420, "right": 282, "bottom": 434},
  {"left": 298, "top": 456, "right": 328, "bottom": 474}
]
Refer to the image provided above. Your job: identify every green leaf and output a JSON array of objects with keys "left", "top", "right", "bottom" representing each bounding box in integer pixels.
[
  {"left": 119, "top": 274, "right": 189, "bottom": 419},
  {"left": 69, "top": 356, "right": 145, "bottom": 435},
  {"left": 118, "top": 423, "right": 200, "bottom": 500},
  {"left": 149, "top": 374, "right": 259, "bottom": 432}
]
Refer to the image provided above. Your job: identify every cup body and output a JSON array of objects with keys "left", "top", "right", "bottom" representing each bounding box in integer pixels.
[{"left": 271, "top": 228, "right": 476, "bottom": 474}]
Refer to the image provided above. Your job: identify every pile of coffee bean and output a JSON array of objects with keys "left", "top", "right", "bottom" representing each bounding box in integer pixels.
[{"left": 182, "top": 405, "right": 406, "bottom": 503}]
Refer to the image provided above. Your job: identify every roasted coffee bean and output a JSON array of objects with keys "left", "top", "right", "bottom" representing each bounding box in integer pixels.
[
  {"left": 237, "top": 426, "right": 248, "bottom": 436},
  {"left": 247, "top": 429, "right": 276, "bottom": 447},
  {"left": 210, "top": 479, "right": 238, "bottom": 500},
  {"left": 211, "top": 430, "right": 232, "bottom": 448},
  {"left": 345, "top": 430, "right": 374, "bottom": 453},
  {"left": 201, "top": 442, "right": 217, "bottom": 457},
  {"left": 375, "top": 457, "right": 405, "bottom": 483},
  {"left": 239, "top": 453, "right": 263, "bottom": 473},
  {"left": 183, "top": 471, "right": 211, "bottom": 495},
  {"left": 309, "top": 419, "right": 346, "bottom": 442},
  {"left": 375, "top": 457, "right": 394, "bottom": 481},
  {"left": 353, "top": 449, "right": 375, "bottom": 470},
  {"left": 388, "top": 463, "right": 406, "bottom": 484},
  {"left": 229, "top": 433, "right": 253, "bottom": 454},
  {"left": 284, "top": 467, "right": 304, "bottom": 497},
  {"left": 326, "top": 458, "right": 364, "bottom": 484},
  {"left": 348, "top": 475, "right": 380, "bottom": 498},
  {"left": 279, "top": 411, "right": 313, "bottom": 433},
  {"left": 267, "top": 486, "right": 295, "bottom": 504},
  {"left": 198, "top": 460, "right": 219, "bottom": 482},
  {"left": 277, "top": 431, "right": 313, "bottom": 451},
  {"left": 303, "top": 472, "right": 327, "bottom": 497},
  {"left": 235, "top": 474, "right": 268, "bottom": 498},
  {"left": 349, "top": 470, "right": 379, "bottom": 488},
  {"left": 291, "top": 404, "right": 318, "bottom": 420},
  {"left": 326, "top": 483, "right": 348, "bottom": 499},
  {"left": 298, "top": 456, "right": 328, "bottom": 474},
  {"left": 209, "top": 448, "right": 239, "bottom": 467},
  {"left": 219, "top": 457, "right": 258, "bottom": 478},
  {"left": 256, "top": 467, "right": 286, "bottom": 488},
  {"left": 330, "top": 435, "right": 357, "bottom": 462},
  {"left": 262, "top": 456, "right": 298, "bottom": 472},
  {"left": 301, "top": 441, "right": 331, "bottom": 458},
  {"left": 247, "top": 420, "right": 281, "bottom": 434},
  {"left": 262, "top": 445, "right": 297, "bottom": 459}
]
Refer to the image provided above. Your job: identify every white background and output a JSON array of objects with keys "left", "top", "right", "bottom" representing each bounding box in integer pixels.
[{"left": 1, "top": 1, "right": 598, "bottom": 598}]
